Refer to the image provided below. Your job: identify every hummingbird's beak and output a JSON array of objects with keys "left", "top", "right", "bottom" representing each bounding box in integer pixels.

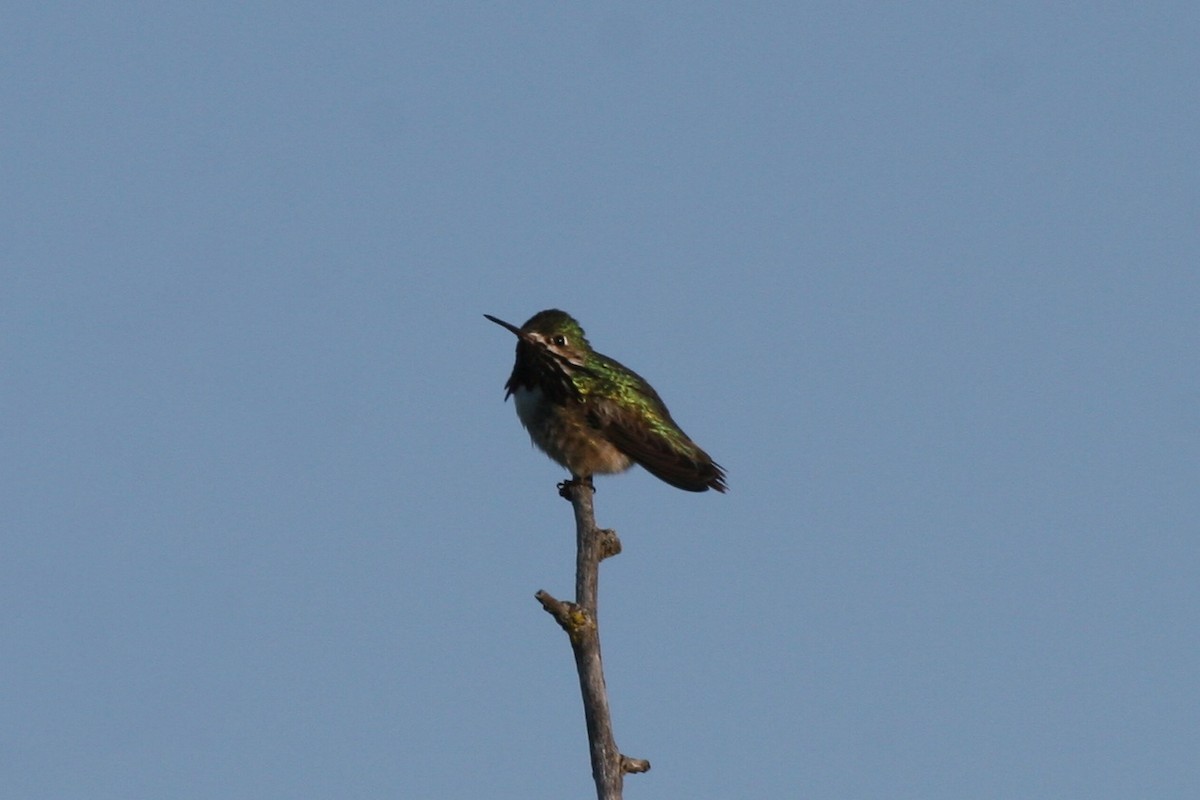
[{"left": 484, "top": 314, "right": 523, "bottom": 337}]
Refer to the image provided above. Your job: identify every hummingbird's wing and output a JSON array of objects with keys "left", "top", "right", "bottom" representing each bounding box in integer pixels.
[{"left": 589, "top": 397, "right": 727, "bottom": 493}]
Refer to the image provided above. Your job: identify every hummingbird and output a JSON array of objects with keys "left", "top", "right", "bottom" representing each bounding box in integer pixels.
[{"left": 485, "top": 309, "right": 727, "bottom": 493}]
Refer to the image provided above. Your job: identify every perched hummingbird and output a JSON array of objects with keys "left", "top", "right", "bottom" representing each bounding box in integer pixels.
[{"left": 485, "top": 309, "right": 727, "bottom": 493}]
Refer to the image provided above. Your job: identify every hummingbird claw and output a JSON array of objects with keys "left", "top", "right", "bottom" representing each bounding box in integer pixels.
[{"left": 557, "top": 475, "right": 596, "bottom": 498}]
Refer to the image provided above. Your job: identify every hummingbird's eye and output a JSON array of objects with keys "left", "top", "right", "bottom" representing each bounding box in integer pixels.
[{"left": 554, "top": 335, "right": 567, "bottom": 346}]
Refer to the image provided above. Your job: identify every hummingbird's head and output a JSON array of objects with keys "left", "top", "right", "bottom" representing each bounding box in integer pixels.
[{"left": 485, "top": 309, "right": 593, "bottom": 369}]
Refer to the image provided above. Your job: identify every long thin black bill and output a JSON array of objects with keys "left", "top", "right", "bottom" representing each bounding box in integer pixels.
[{"left": 483, "top": 314, "right": 522, "bottom": 336}]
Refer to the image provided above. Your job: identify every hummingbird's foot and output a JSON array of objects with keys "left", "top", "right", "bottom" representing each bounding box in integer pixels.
[{"left": 557, "top": 474, "right": 596, "bottom": 499}]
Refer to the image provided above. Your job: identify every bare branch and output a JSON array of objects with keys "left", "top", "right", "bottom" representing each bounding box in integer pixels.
[{"left": 537, "top": 480, "right": 649, "bottom": 799}]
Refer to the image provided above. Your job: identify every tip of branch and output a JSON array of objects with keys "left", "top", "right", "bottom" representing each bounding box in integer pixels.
[
  {"left": 597, "top": 528, "right": 622, "bottom": 560},
  {"left": 621, "top": 755, "right": 651, "bottom": 774},
  {"left": 535, "top": 589, "right": 566, "bottom": 617}
]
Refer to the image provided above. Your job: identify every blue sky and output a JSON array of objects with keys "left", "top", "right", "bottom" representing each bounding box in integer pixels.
[{"left": 3, "top": 4, "right": 1197, "bottom": 798}]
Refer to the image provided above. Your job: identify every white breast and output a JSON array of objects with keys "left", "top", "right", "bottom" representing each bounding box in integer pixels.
[{"left": 512, "top": 385, "right": 543, "bottom": 430}]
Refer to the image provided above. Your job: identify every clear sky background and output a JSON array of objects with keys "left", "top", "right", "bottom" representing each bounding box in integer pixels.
[{"left": 3, "top": 4, "right": 1197, "bottom": 799}]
